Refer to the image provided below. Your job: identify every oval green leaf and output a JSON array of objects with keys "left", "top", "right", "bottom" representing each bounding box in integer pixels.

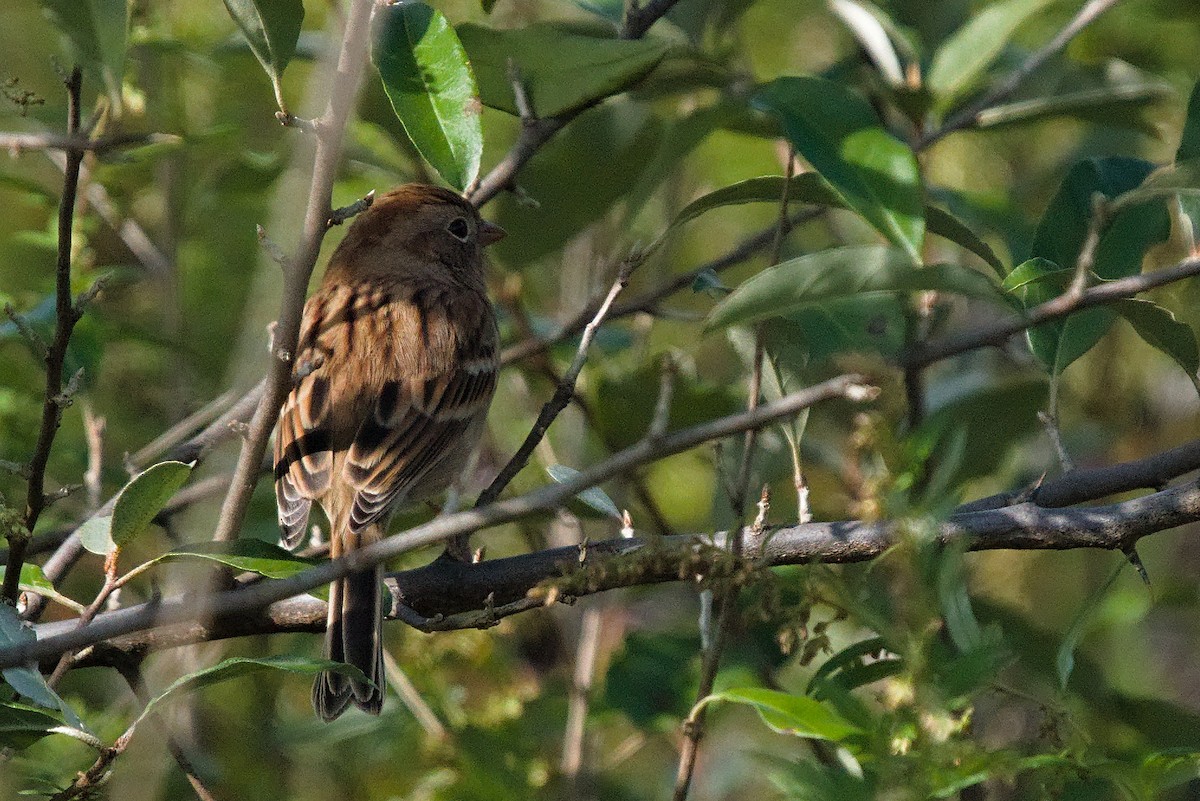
[
  {"left": 701, "top": 687, "right": 862, "bottom": 741},
  {"left": 1027, "top": 156, "right": 1170, "bottom": 374},
  {"left": 927, "top": 0, "right": 1055, "bottom": 107},
  {"left": 755, "top": 77, "right": 924, "bottom": 262},
  {"left": 110, "top": 460, "right": 194, "bottom": 548},
  {"left": 222, "top": 0, "right": 305, "bottom": 111},
  {"left": 373, "top": 1, "right": 482, "bottom": 191},
  {"left": 0, "top": 702, "right": 62, "bottom": 751},
  {"left": 456, "top": 22, "right": 670, "bottom": 118},
  {"left": 547, "top": 464, "right": 621, "bottom": 520},
  {"left": 706, "top": 245, "right": 1006, "bottom": 331},
  {"left": 154, "top": 539, "right": 321, "bottom": 579},
  {"left": 77, "top": 514, "right": 116, "bottom": 556},
  {"left": 1116, "top": 299, "right": 1200, "bottom": 388}
]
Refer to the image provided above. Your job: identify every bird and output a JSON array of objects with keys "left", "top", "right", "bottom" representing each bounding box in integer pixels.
[{"left": 273, "top": 184, "right": 503, "bottom": 721}]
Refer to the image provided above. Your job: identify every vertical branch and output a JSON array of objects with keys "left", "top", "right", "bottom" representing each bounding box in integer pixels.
[
  {"left": 3, "top": 67, "right": 86, "bottom": 605},
  {"left": 672, "top": 161, "right": 794, "bottom": 801},
  {"left": 561, "top": 602, "right": 605, "bottom": 786},
  {"left": 211, "top": 0, "right": 375, "bottom": 542}
]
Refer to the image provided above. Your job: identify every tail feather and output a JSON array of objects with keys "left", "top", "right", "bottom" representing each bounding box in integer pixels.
[{"left": 313, "top": 565, "right": 384, "bottom": 721}]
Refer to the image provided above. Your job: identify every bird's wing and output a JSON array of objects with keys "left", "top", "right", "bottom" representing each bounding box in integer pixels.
[{"left": 342, "top": 320, "right": 497, "bottom": 533}]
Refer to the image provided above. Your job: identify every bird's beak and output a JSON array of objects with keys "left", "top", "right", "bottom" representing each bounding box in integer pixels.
[{"left": 479, "top": 220, "right": 506, "bottom": 246}]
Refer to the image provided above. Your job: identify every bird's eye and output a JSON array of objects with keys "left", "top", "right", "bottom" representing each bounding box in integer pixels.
[{"left": 446, "top": 217, "right": 470, "bottom": 242}]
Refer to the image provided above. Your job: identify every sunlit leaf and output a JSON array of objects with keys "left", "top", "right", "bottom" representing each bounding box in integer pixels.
[
  {"left": 151, "top": 539, "right": 320, "bottom": 579},
  {"left": 110, "top": 460, "right": 194, "bottom": 549},
  {"left": 222, "top": 0, "right": 304, "bottom": 111},
  {"left": 373, "top": 2, "right": 482, "bottom": 191},
  {"left": 701, "top": 687, "right": 862, "bottom": 741},
  {"left": 546, "top": 465, "right": 620, "bottom": 520},
  {"left": 927, "top": 0, "right": 1055, "bottom": 107},
  {"left": 828, "top": 0, "right": 904, "bottom": 86},
  {"left": 457, "top": 22, "right": 670, "bottom": 118},
  {"left": 1001, "top": 257, "right": 1069, "bottom": 293},
  {"left": 707, "top": 246, "right": 1007, "bottom": 331},
  {"left": 755, "top": 77, "right": 925, "bottom": 261},
  {"left": 39, "top": 0, "right": 128, "bottom": 106}
]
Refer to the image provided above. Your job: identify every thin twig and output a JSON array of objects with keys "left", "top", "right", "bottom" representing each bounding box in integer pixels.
[
  {"left": 211, "top": 0, "right": 375, "bottom": 543},
  {"left": 561, "top": 602, "right": 604, "bottom": 784},
  {"left": 903, "top": 257, "right": 1200, "bottom": 368},
  {"left": 381, "top": 650, "right": 449, "bottom": 742},
  {"left": 3, "top": 67, "right": 87, "bottom": 606},
  {"left": 673, "top": 165, "right": 794, "bottom": 800},
  {"left": 0, "top": 130, "right": 173, "bottom": 155},
  {"left": 920, "top": 0, "right": 1123, "bottom": 147},
  {"left": 466, "top": 0, "right": 681, "bottom": 207},
  {"left": 476, "top": 255, "right": 640, "bottom": 507}
]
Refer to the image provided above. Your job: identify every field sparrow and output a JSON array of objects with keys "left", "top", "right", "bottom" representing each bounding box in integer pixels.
[{"left": 273, "top": 184, "right": 503, "bottom": 720}]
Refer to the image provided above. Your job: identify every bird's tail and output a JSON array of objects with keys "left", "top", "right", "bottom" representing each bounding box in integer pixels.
[{"left": 312, "top": 562, "right": 384, "bottom": 721}]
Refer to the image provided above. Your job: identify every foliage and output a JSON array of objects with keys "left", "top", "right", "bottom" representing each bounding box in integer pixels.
[{"left": 1, "top": 0, "right": 1200, "bottom": 800}]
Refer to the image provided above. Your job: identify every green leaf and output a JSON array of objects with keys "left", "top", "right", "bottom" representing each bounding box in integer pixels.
[
  {"left": 110, "top": 461, "right": 193, "bottom": 549},
  {"left": 1177, "top": 80, "right": 1200, "bottom": 163},
  {"left": 665, "top": 174, "right": 842, "bottom": 235},
  {"left": 456, "top": 22, "right": 670, "bottom": 118},
  {"left": 77, "top": 515, "right": 116, "bottom": 556},
  {"left": 976, "top": 83, "right": 1173, "bottom": 135},
  {"left": 828, "top": 0, "right": 904, "bottom": 86},
  {"left": 1027, "top": 157, "right": 1170, "bottom": 373},
  {"left": 706, "top": 245, "right": 1006, "bottom": 331},
  {"left": 911, "top": 377, "right": 1048, "bottom": 493},
  {"left": 808, "top": 636, "right": 890, "bottom": 697},
  {"left": 1001, "top": 257, "right": 1070, "bottom": 294},
  {"left": 1115, "top": 299, "right": 1200, "bottom": 386},
  {"left": 0, "top": 702, "right": 62, "bottom": 750},
  {"left": 137, "top": 656, "right": 369, "bottom": 727},
  {"left": 39, "top": 0, "right": 128, "bottom": 106},
  {"left": 927, "top": 0, "right": 1055, "bottom": 107},
  {"left": 373, "top": 2, "right": 482, "bottom": 191},
  {"left": 0, "top": 563, "right": 83, "bottom": 614},
  {"left": 1058, "top": 560, "right": 1125, "bottom": 689},
  {"left": 151, "top": 539, "right": 321, "bottom": 579},
  {"left": 926, "top": 204, "right": 1005, "bottom": 275},
  {"left": 755, "top": 77, "right": 925, "bottom": 261},
  {"left": 700, "top": 687, "right": 862, "bottom": 741},
  {"left": 660, "top": 176, "right": 1001, "bottom": 273},
  {"left": 222, "top": 0, "right": 303, "bottom": 111},
  {"left": 1108, "top": 160, "right": 1200, "bottom": 216},
  {"left": 0, "top": 605, "right": 84, "bottom": 730},
  {"left": 546, "top": 465, "right": 621, "bottom": 520}
]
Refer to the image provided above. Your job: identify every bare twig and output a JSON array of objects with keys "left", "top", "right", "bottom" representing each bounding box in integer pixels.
[
  {"left": 674, "top": 166, "right": 794, "bottom": 800},
  {"left": 499, "top": 208, "right": 823, "bottom": 369},
  {"left": 903, "top": 257, "right": 1200, "bottom": 368},
  {"left": 212, "top": 0, "right": 375, "bottom": 543},
  {"left": 0, "top": 130, "right": 173, "bottom": 155},
  {"left": 561, "top": 602, "right": 605, "bottom": 785},
  {"left": 466, "top": 0, "right": 680, "bottom": 207},
  {"left": 381, "top": 650, "right": 449, "bottom": 742},
  {"left": 82, "top": 402, "right": 105, "bottom": 510},
  {"left": 920, "top": 0, "right": 1123, "bottom": 147},
  {"left": 4, "top": 67, "right": 87, "bottom": 605},
  {"left": 476, "top": 256, "right": 640, "bottom": 507}
]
